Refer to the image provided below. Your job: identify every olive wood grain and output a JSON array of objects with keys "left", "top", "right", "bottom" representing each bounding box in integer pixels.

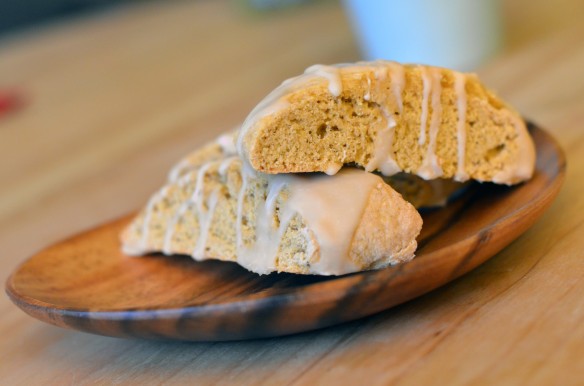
[{"left": 6, "top": 124, "right": 565, "bottom": 341}]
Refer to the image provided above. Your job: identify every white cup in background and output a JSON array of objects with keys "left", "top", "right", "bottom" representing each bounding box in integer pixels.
[{"left": 342, "top": 0, "right": 502, "bottom": 71}]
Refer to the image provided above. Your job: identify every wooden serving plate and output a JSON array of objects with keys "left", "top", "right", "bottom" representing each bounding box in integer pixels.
[{"left": 6, "top": 124, "right": 565, "bottom": 341}]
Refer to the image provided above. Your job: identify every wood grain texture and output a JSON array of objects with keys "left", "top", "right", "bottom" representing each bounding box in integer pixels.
[
  {"left": 5, "top": 125, "right": 566, "bottom": 341},
  {"left": 1, "top": 0, "right": 584, "bottom": 384}
]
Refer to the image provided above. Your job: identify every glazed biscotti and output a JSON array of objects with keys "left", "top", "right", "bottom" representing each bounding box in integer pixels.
[
  {"left": 121, "top": 154, "right": 422, "bottom": 275},
  {"left": 236, "top": 61, "right": 536, "bottom": 185}
]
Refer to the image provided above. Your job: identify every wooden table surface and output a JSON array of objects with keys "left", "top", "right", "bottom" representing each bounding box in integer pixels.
[{"left": 1, "top": 0, "right": 583, "bottom": 384}]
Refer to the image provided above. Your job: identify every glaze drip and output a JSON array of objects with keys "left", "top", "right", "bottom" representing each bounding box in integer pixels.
[
  {"left": 138, "top": 186, "right": 170, "bottom": 253},
  {"left": 364, "top": 61, "right": 404, "bottom": 176},
  {"left": 365, "top": 106, "right": 399, "bottom": 176},
  {"left": 288, "top": 169, "right": 378, "bottom": 274},
  {"left": 325, "top": 162, "right": 343, "bottom": 175},
  {"left": 364, "top": 76, "right": 372, "bottom": 101},
  {"left": 419, "top": 66, "right": 432, "bottom": 146},
  {"left": 304, "top": 64, "right": 342, "bottom": 97},
  {"left": 453, "top": 72, "right": 469, "bottom": 182},
  {"left": 217, "top": 132, "right": 237, "bottom": 156},
  {"left": 418, "top": 68, "right": 444, "bottom": 179}
]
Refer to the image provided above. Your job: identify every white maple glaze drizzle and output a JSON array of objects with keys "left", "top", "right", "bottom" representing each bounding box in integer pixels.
[
  {"left": 121, "top": 243, "right": 145, "bottom": 257},
  {"left": 161, "top": 172, "right": 195, "bottom": 255},
  {"left": 218, "top": 155, "right": 235, "bottom": 175},
  {"left": 363, "top": 61, "right": 404, "bottom": 176},
  {"left": 364, "top": 76, "right": 372, "bottom": 101},
  {"left": 191, "top": 162, "right": 213, "bottom": 218},
  {"left": 365, "top": 107, "right": 400, "bottom": 176},
  {"left": 453, "top": 72, "right": 469, "bottom": 182},
  {"left": 304, "top": 64, "right": 342, "bottom": 97},
  {"left": 192, "top": 190, "right": 219, "bottom": 260},
  {"left": 186, "top": 162, "right": 214, "bottom": 259},
  {"left": 168, "top": 158, "right": 191, "bottom": 183},
  {"left": 288, "top": 169, "right": 378, "bottom": 274},
  {"left": 138, "top": 199, "right": 157, "bottom": 251},
  {"left": 372, "top": 64, "right": 388, "bottom": 85},
  {"left": 235, "top": 173, "right": 292, "bottom": 274},
  {"left": 419, "top": 66, "right": 432, "bottom": 146},
  {"left": 192, "top": 157, "right": 236, "bottom": 259},
  {"left": 325, "top": 162, "right": 343, "bottom": 175},
  {"left": 162, "top": 204, "right": 188, "bottom": 255},
  {"left": 418, "top": 68, "right": 444, "bottom": 179},
  {"left": 121, "top": 186, "right": 171, "bottom": 255},
  {"left": 217, "top": 132, "right": 237, "bottom": 156}
]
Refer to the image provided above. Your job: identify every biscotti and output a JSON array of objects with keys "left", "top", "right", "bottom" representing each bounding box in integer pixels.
[
  {"left": 121, "top": 156, "right": 422, "bottom": 275},
  {"left": 236, "top": 61, "right": 536, "bottom": 185}
]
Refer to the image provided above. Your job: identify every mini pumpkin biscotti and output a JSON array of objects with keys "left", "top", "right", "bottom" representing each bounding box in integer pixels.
[
  {"left": 121, "top": 151, "right": 422, "bottom": 276},
  {"left": 236, "top": 61, "right": 536, "bottom": 185}
]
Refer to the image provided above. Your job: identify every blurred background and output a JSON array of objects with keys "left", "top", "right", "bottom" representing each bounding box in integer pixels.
[
  {"left": 2, "top": 0, "right": 504, "bottom": 70},
  {"left": 2, "top": 2, "right": 584, "bottom": 382},
  {"left": 0, "top": 0, "right": 583, "bottom": 255}
]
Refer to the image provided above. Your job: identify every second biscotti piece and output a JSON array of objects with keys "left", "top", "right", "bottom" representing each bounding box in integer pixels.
[
  {"left": 236, "top": 61, "right": 535, "bottom": 185},
  {"left": 121, "top": 156, "right": 423, "bottom": 276}
]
